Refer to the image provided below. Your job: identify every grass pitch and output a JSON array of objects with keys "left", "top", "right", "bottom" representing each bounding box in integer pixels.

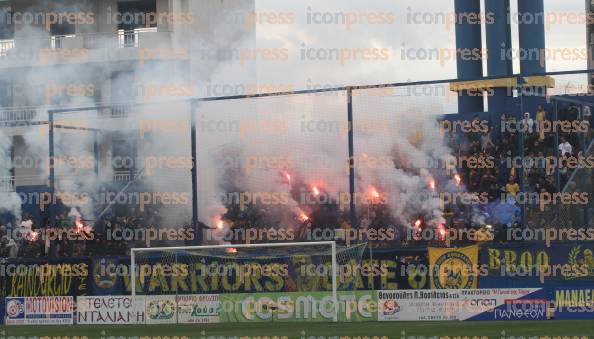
[{"left": 1, "top": 320, "right": 593, "bottom": 339}]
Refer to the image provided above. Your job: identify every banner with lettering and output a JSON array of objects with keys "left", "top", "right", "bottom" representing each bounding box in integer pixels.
[
  {"left": 4, "top": 296, "right": 74, "bottom": 325},
  {"left": 77, "top": 295, "right": 145, "bottom": 325},
  {"left": 479, "top": 241, "right": 594, "bottom": 299},
  {"left": 377, "top": 288, "right": 546, "bottom": 321},
  {"left": 92, "top": 248, "right": 429, "bottom": 295},
  {"left": 553, "top": 287, "right": 594, "bottom": 319},
  {"left": 1, "top": 258, "right": 90, "bottom": 297}
]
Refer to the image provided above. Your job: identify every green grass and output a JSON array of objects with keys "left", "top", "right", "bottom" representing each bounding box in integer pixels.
[{"left": 1, "top": 320, "right": 593, "bottom": 339}]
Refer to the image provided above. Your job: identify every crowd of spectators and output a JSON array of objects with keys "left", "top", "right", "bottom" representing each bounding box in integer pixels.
[
  {"left": 0, "top": 205, "right": 194, "bottom": 259},
  {"left": 0, "top": 104, "right": 592, "bottom": 258},
  {"left": 445, "top": 103, "right": 592, "bottom": 237}
]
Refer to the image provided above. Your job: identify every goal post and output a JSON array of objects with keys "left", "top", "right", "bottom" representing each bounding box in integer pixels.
[{"left": 130, "top": 241, "right": 366, "bottom": 322}]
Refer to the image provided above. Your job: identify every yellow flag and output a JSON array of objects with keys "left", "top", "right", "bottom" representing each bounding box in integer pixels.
[{"left": 429, "top": 245, "right": 479, "bottom": 289}]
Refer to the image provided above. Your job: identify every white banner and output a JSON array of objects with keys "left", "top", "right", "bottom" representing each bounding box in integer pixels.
[
  {"left": 176, "top": 294, "right": 220, "bottom": 324},
  {"left": 378, "top": 288, "right": 545, "bottom": 321},
  {"left": 5, "top": 297, "right": 74, "bottom": 325},
  {"left": 378, "top": 290, "right": 459, "bottom": 321},
  {"left": 145, "top": 295, "right": 177, "bottom": 324},
  {"left": 77, "top": 296, "right": 145, "bottom": 325}
]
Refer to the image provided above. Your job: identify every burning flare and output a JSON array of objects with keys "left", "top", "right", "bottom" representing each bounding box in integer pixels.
[
  {"left": 282, "top": 171, "right": 291, "bottom": 182},
  {"left": 438, "top": 223, "right": 446, "bottom": 239},
  {"left": 75, "top": 220, "right": 84, "bottom": 231},
  {"left": 428, "top": 179, "right": 436, "bottom": 192},
  {"left": 299, "top": 212, "right": 310, "bottom": 222},
  {"left": 370, "top": 186, "right": 380, "bottom": 199},
  {"left": 29, "top": 230, "right": 39, "bottom": 242},
  {"left": 454, "top": 174, "right": 462, "bottom": 186},
  {"left": 312, "top": 186, "right": 320, "bottom": 196}
]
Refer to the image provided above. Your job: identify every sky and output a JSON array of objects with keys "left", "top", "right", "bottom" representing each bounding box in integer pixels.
[{"left": 253, "top": 0, "right": 588, "bottom": 91}]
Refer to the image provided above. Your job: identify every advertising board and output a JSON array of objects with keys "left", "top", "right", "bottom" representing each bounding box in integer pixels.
[
  {"left": 554, "top": 288, "right": 594, "bottom": 320},
  {"left": 377, "top": 288, "right": 546, "bottom": 321},
  {"left": 177, "top": 294, "right": 220, "bottom": 324},
  {"left": 145, "top": 295, "right": 177, "bottom": 324},
  {"left": 220, "top": 291, "right": 376, "bottom": 322},
  {"left": 5, "top": 296, "right": 74, "bottom": 325},
  {"left": 77, "top": 295, "right": 145, "bottom": 325}
]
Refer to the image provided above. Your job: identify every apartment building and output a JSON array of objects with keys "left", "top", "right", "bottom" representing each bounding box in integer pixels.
[{"left": 0, "top": 0, "right": 256, "bottom": 224}]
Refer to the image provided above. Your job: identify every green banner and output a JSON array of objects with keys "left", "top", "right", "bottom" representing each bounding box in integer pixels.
[{"left": 219, "top": 291, "right": 376, "bottom": 322}]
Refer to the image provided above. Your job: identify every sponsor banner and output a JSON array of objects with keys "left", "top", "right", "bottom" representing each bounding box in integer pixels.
[
  {"left": 77, "top": 296, "right": 145, "bottom": 325},
  {"left": 5, "top": 296, "right": 74, "bottom": 325},
  {"left": 377, "top": 288, "right": 545, "bottom": 321},
  {"left": 462, "top": 289, "right": 546, "bottom": 321},
  {"left": 378, "top": 290, "right": 459, "bottom": 321},
  {"left": 554, "top": 288, "right": 594, "bottom": 319},
  {"left": 429, "top": 245, "right": 479, "bottom": 289},
  {"left": 220, "top": 291, "right": 376, "bottom": 322},
  {"left": 145, "top": 295, "right": 177, "bottom": 324},
  {"left": 177, "top": 294, "right": 220, "bottom": 324}
]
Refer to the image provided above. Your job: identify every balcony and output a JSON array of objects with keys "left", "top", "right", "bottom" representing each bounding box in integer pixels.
[
  {"left": 0, "top": 28, "right": 173, "bottom": 68},
  {"left": 0, "top": 109, "right": 39, "bottom": 125}
]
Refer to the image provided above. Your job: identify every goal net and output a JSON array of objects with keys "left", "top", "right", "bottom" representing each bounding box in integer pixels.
[{"left": 130, "top": 241, "right": 367, "bottom": 322}]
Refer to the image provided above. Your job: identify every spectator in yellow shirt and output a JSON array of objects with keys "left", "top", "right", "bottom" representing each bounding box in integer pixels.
[
  {"left": 505, "top": 177, "right": 520, "bottom": 199},
  {"left": 535, "top": 105, "right": 546, "bottom": 139}
]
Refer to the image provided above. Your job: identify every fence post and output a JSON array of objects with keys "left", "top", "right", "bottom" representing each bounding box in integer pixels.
[
  {"left": 48, "top": 109, "right": 56, "bottom": 258},
  {"left": 190, "top": 100, "right": 200, "bottom": 244},
  {"left": 553, "top": 100, "right": 560, "bottom": 226},
  {"left": 347, "top": 87, "right": 357, "bottom": 229}
]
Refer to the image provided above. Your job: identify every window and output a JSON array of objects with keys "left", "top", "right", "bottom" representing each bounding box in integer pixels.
[
  {"left": 112, "top": 137, "right": 137, "bottom": 172},
  {"left": 0, "top": 2, "right": 13, "bottom": 40},
  {"left": 117, "top": 0, "right": 157, "bottom": 31},
  {"left": 0, "top": 79, "right": 12, "bottom": 107}
]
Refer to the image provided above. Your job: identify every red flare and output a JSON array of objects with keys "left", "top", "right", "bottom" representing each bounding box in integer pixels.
[
  {"left": 75, "top": 220, "right": 84, "bottom": 231},
  {"left": 438, "top": 224, "right": 446, "bottom": 239},
  {"left": 282, "top": 171, "right": 291, "bottom": 182},
  {"left": 299, "top": 213, "right": 310, "bottom": 222},
  {"left": 29, "top": 231, "right": 39, "bottom": 242},
  {"left": 312, "top": 186, "right": 320, "bottom": 196},
  {"left": 454, "top": 174, "right": 462, "bottom": 186},
  {"left": 226, "top": 247, "right": 237, "bottom": 254},
  {"left": 414, "top": 219, "right": 422, "bottom": 228},
  {"left": 216, "top": 220, "right": 224, "bottom": 229},
  {"left": 370, "top": 187, "right": 380, "bottom": 199},
  {"left": 428, "top": 179, "right": 436, "bottom": 191}
]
